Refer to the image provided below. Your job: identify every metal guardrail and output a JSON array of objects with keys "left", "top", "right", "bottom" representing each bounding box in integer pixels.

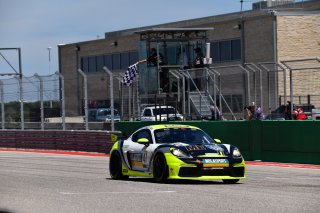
[{"left": 0, "top": 58, "right": 319, "bottom": 128}]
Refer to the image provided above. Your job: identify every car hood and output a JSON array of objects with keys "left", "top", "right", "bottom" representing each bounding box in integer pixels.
[
  {"left": 156, "top": 114, "right": 182, "bottom": 117},
  {"left": 169, "top": 142, "right": 229, "bottom": 157}
]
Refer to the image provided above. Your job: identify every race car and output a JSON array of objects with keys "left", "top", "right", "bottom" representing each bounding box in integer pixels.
[{"left": 109, "top": 124, "right": 245, "bottom": 183}]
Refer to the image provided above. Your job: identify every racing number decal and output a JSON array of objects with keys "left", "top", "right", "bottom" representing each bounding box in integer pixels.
[
  {"left": 142, "top": 151, "right": 148, "bottom": 164},
  {"left": 131, "top": 153, "right": 143, "bottom": 168}
]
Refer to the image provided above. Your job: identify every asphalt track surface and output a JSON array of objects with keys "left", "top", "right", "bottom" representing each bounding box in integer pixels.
[{"left": 0, "top": 150, "right": 319, "bottom": 213}]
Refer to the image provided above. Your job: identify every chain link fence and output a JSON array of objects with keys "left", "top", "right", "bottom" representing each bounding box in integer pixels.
[
  {"left": 0, "top": 74, "right": 61, "bottom": 129},
  {"left": 0, "top": 57, "right": 319, "bottom": 130}
]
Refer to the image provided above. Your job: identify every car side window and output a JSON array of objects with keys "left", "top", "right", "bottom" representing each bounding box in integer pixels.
[
  {"left": 89, "top": 110, "right": 96, "bottom": 117},
  {"left": 132, "top": 129, "right": 152, "bottom": 143},
  {"left": 143, "top": 109, "right": 151, "bottom": 116}
]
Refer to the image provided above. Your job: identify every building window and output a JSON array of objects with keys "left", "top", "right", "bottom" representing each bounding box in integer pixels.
[
  {"left": 210, "top": 38, "right": 241, "bottom": 62},
  {"left": 81, "top": 51, "right": 139, "bottom": 73},
  {"left": 104, "top": 54, "right": 112, "bottom": 70},
  {"left": 211, "top": 42, "right": 220, "bottom": 62},
  {"left": 220, "top": 40, "right": 231, "bottom": 61},
  {"left": 129, "top": 51, "right": 138, "bottom": 65},
  {"left": 112, "top": 53, "right": 120, "bottom": 70},
  {"left": 120, "top": 52, "right": 130, "bottom": 69},
  {"left": 81, "top": 57, "right": 89, "bottom": 72},
  {"left": 96, "top": 55, "right": 104, "bottom": 71},
  {"left": 231, "top": 39, "right": 241, "bottom": 60},
  {"left": 88, "top": 56, "right": 97, "bottom": 72}
]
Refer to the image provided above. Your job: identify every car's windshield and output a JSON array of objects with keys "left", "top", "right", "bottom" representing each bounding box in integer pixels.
[
  {"left": 97, "top": 109, "right": 119, "bottom": 116},
  {"left": 154, "top": 128, "right": 215, "bottom": 145},
  {"left": 152, "top": 108, "right": 176, "bottom": 115}
]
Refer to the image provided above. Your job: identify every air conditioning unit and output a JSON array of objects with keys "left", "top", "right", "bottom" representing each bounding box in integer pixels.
[
  {"left": 311, "top": 109, "right": 320, "bottom": 120},
  {"left": 252, "top": 0, "right": 295, "bottom": 10}
]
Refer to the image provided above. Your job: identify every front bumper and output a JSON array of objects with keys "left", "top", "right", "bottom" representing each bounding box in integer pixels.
[{"left": 165, "top": 153, "right": 246, "bottom": 180}]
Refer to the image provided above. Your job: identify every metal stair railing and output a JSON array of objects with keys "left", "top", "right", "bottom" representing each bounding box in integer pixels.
[
  {"left": 188, "top": 91, "right": 212, "bottom": 117},
  {"left": 180, "top": 69, "right": 212, "bottom": 118},
  {"left": 206, "top": 67, "right": 237, "bottom": 120}
]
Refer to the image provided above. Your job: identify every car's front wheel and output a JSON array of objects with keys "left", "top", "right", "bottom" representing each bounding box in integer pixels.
[
  {"left": 109, "top": 151, "right": 128, "bottom": 180},
  {"left": 153, "top": 154, "right": 168, "bottom": 183}
]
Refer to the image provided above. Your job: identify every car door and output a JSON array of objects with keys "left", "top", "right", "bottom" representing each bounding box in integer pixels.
[
  {"left": 122, "top": 129, "right": 153, "bottom": 172},
  {"left": 88, "top": 110, "right": 96, "bottom": 122},
  {"left": 140, "top": 108, "right": 154, "bottom": 121}
]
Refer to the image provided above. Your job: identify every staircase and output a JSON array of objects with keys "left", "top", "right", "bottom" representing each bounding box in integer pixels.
[{"left": 189, "top": 91, "right": 212, "bottom": 118}]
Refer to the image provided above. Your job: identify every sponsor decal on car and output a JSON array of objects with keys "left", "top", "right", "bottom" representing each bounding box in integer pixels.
[
  {"left": 131, "top": 161, "right": 143, "bottom": 167},
  {"left": 185, "top": 145, "right": 206, "bottom": 151},
  {"left": 202, "top": 159, "right": 229, "bottom": 167},
  {"left": 198, "top": 153, "right": 226, "bottom": 157}
]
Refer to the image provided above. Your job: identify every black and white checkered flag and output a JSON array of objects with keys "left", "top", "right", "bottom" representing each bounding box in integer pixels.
[{"left": 121, "top": 63, "right": 138, "bottom": 86}]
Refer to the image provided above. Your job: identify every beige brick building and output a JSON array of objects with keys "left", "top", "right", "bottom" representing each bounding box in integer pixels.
[{"left": 59, "top": 0, "right": 320, "bottom": 119}]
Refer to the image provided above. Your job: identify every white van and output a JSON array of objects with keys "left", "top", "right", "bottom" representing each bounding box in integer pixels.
[{"left": 140, "top": 106, "right": 183, "bottom": 121}]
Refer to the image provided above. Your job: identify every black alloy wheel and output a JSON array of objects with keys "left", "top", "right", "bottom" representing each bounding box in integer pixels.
[
  {"left": 153, "top": 154, "right": 169, "bottom": 183},
  {"left": 109, "top": 151, "right": 128, "bottom": 180}
]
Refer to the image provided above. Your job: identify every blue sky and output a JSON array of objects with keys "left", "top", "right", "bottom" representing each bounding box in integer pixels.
[{"left": 0, "top": 0, "right": 256, "bottom": 77}]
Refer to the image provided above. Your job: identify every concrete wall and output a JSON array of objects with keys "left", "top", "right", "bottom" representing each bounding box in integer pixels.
[
  {"left": 277, "top": 15, "right": 320, "bottom": 61},
  {"left": 277, "top": 14, "right": 320, "bottom": 107}
]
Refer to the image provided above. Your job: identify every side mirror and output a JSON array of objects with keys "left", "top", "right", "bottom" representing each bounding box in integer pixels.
[
  {"left": 137, "top": 138, "right": 150, "bottom": 145},
  {"left": 110, "top": 133, "right": 118, "bottom": 142},
  {"left": 214, "top": 138, "right": 222, "bottom": 144}
]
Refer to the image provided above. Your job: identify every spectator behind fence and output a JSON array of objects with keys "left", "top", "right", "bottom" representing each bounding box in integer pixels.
[
  {"left": 179, "top": 48, "right": 190, "bottom": 69},
  {"left": 244, "top": 104, "right": 265, "bottom": 121},
  {"left": 210, "top": 105, "right": 223, "bottom": 120},
  {"left": 254, "top": 106, "right": 265, "bottom": 120},
  {"left": 244, "top": 106, "right": 254, "bottom": 120},
  {"left": 193, "top": 47, "right": 204, "bottom": 68},
  {"left": 293, "top": 107, "right": 307, "bottom": 120}
]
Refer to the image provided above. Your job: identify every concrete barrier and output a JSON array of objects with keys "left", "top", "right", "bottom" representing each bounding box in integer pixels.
[{"left": 0, "top": 130, "right": 121, "bottom": 153}]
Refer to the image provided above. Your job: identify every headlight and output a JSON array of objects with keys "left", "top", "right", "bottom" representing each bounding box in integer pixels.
[
  {"left": 232, "top": 148, "right": 241, "bottom": 157},
  {"left": 170, "top": 148, "right": 192, "bottom": 158}
]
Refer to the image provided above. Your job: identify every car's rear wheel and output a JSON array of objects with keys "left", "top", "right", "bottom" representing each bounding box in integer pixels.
[
  {"left": 153, "top": 154, "right": 168, "bottom": 183},
  {"left": 109, "top": 151, "right": 128, "bottom": 180},
  {"left": 222, "top": 179, "right": 239, "bottom": 184}
]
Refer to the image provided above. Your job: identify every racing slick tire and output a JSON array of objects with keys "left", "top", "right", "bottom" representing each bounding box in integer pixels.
[
  {"left": 222, "top": 179, "right": 239, "bottom": 184},
  {"left": 153, "top": 154, "right": 169, "bottom": 183},
  {"left": 109, "top": 151, "right": 128, "bottom": 180}
]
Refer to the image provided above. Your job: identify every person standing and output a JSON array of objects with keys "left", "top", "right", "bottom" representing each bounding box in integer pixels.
[
  {"left": 193, "top": 47, "right": 204, "bottom": 68},
  {"left": 192, "top": 47, "right": 204, "bottom": 90}
]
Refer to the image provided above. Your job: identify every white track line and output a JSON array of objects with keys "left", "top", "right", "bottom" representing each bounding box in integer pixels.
[{"left": 60, "top": 191, "right": 176, "bottom": 195}]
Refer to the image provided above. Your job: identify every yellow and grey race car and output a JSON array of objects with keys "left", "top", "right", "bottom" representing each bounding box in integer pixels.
[{"left": 109, "top": 124, "right": 245, "bottom": 183}]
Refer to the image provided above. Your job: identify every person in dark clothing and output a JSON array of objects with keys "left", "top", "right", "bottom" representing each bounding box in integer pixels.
[
  {"left": 210, "top": 105, "right": 223, "bottom": 120},
  {"left": 192, "top": 47, "right": 204, "bottom": 90},
  {"left": 193, "top": 47, "right": 204, "bottom": 68},
  {"left": 142, "top": 47, "right": 168, "bottom": 91},
  {"left": 244, "top": 106, "right": 254, "bottom": 120},
  {"left": 147, "top": 48, "right": 164, "bottom": 66},
  {"left": 285, "top": 101, "right": 293, "bottom": 120}
]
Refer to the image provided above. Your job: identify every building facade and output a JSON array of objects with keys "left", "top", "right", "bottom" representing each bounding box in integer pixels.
[{"left": 58, "top": 0, "right": 320, "bottom": 119}]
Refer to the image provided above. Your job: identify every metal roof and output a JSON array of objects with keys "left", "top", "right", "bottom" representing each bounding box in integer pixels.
[{"left": 135, "top": 27, "right": 214, "bottom": 34}]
